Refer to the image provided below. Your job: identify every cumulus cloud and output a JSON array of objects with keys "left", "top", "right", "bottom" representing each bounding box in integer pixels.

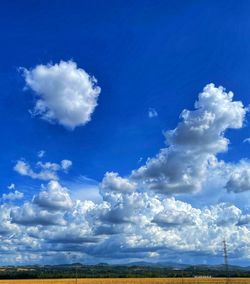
[
  {"left": 131, "top": 84, "right": 246, "bottom": 194},
  {"left": 100, "top": 172, "right": 137, "bottom": 193},
  {"left": 10, "top": 181, "right": 72, "bottom": 226},
  {"left": 152, "top": 198, "right": 197, "bottom": 227},
  {"left": 14, "top": 159, "right": 72, "bottom": 181},
  {"left": 1, "top": 191, "right": 24, "bottom": 201},
  {"left": 33, "top": 180, "right": 73, "bottom": 210},
  {"left": 94, "top": 192, "right": 250, "bottom": 260},
  {"left": 0, "top": 204, "right": 20, "bottom": 236},
  {"left": 225, "top": 161, "right": 250, "bottom": 193},
  {"left": 11, "top": 203, "right": 66, "bottom": 226},
  {"left": 22, "top": 60, "right": 101, "bottom": 129},
  {"left": 1, "top": 169, "right": 250, "bottom": 264},
  {"left": 5, "top": 181, "right": 250, "bottom": 264}
]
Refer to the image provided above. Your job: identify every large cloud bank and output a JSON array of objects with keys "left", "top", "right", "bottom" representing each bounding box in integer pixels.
[
  {"left": 1, "top": 180, "right": 250, "bottom": 264},
  {"left": 2, "top": 84, "right": 250, "bottom": 265}
]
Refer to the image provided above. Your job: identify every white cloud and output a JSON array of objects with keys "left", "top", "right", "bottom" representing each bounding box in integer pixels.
[
  {"left": 61, "top": 159, "right": 72, "bottom": 171},
  {"left": 225, "top": 161, "right": 250, "bottom": 193},
  {"left": 22, "top": 60, "right": 101, "bottom": 129},
  {"left": 243, "top": 138, "right": 250, "bottom": 143},
  {"left": 93, "top": 191, "right": 250, "bottom": 260},
  {"left": 138, "top": 157, "right": 143, "bottom": 164},
  {"left": 2, "top": 191, "right": 24, "bottom": 201},
  {"left": 11, "top": 203, "right": 66, "bottom": 226},
  {"left": 7, "top": 183, "right": 15, "bottom": 190},
  {"left": 33, "top": 180, "right": 73, "bottom": 210},
  {"left": 131, "top": 84, "right": 247, "bottom": 194},
  {"left": 0, "top": 177, "right": 249, "bottom": 264},
  {"left": 37, "top": 150, "right": 46, "bottom": 158},
  {"left": 0, "top": 204, "right": 20, "bottom": 236},
  {"left": 100, "top": 172, "right": 137, "bottom": 193},
  {"left": 148, "top": 108, "right": 158, "bottom": 118},
  {"left": 148, "top": 252, "right": 159, "bottom": 258},
  {"left": 14, "top": 159, "right": 72, "bottom": 181}
]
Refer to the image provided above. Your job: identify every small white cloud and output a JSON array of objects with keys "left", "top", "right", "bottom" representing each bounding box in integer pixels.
[
  {"left": 2, "top": 190, "right": 24, "bottom": 201},
  {"left": 14, "top": 160, "right": 57, "bottom": 180},
  {"left": 243, "top": 138, "right": 250, "bottom": 144},
  {"left": 61, "top": 159, "right": 72, "bottom": 171},
  {"left": 7, "top": 183, "right": 15, "bottom": 190},
  {"left": 14, "top": 159, "right": 72, "bottom": 181},
  {"left": 37, "top": 150, "right": 46, "bottom": 158},
  {"left": 148, "top": 108, "right": 158, "bottom": 118},
  {"left": 21, "top": 60, "right": 101, "bottom": 130},
  {"left": 148, "top": 252, "right": 159, "bottom": 258},
  {"left": 138, "top": 157, "right": 143, "bottom": 164}
]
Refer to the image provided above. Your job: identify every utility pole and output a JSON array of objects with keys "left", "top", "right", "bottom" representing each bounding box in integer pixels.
[{"left": 223, "top": 239, "right": 229, "bottom": 283}]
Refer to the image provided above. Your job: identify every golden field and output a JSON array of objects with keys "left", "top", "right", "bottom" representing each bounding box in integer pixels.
[{"left": 0, "top": 278, "right": 249, "bottom": 284}]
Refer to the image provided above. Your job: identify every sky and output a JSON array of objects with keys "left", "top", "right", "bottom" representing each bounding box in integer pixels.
[{"left": 1, "top": 0, "right": 250, "bottom": 266}]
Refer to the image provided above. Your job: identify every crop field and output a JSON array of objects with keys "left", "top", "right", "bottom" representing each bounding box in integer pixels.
[{"left": 0, "top": 278, "right": 249, "bottom": 284}]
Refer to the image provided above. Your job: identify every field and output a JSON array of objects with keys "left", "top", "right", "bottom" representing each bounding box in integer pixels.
[{"left": 0, "top": 279, "right": 249, "bottom": 284}]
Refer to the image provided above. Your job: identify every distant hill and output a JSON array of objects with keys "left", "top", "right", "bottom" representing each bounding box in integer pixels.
[
  {"left": 124, "top": 261, "right": 189, "bottom": 269},
  {"left": 0, "top": 262, "right": 250, "bottom": 279}
]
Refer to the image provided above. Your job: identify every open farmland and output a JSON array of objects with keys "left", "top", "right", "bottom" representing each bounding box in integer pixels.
[{"left": 0, "top": 279, "right": 249, "bottom": 284}]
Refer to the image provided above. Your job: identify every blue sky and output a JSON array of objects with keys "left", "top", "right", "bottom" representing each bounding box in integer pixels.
[{"left": 1, "top": 0, "right": 250, "bottom": 266}]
